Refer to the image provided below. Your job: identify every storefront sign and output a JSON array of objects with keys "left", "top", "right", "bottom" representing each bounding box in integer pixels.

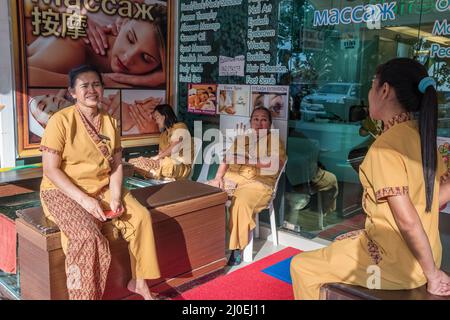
[
  {"left": 432, "top": 19, "right": 449, "bottom": 35},
  {"left": 430, "top": 43, "right": 450, "bottom": 58},
  {"left": 436, "top": 0, "right": 450, "bottom": 12},
  {"left": 313, "top": 2, "right": 397, "bottom": 27},
  {"left": 341, "top": 39, "right": 357, "bottom": 49},
  {"left": 14, "top": 0, "right": 170, "bottom": 157},
  {"left": 432, "top": 0, "right": 449, "bottom": 36},
  {"left": 178, "top": 0, "right": 243, "bottom": 84},
  {"left": 245, "top": 0, "right": 287, "bottom": 85}
]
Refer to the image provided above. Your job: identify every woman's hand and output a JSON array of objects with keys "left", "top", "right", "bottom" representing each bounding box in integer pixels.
[
  {"left": 209, "top": 177, "right": 224, "bottom": 189},
  {"left": 426, "top": 269, "right": 450, "bottom": 296},
  {"left": 104, "top": 69, "right": 166, "bottom": 88},
  {"left": 83, "top": 13, "right": 127, "bottom": 56},
  {"left": 80, "top": 196, "right": 107, "bottom": 222},
  {"left": 109, "top": 198, "right": 124, "bottom": 218},
  {"left": 99, "top": 93, "right": 120, "bottom": 119},
  {"left": 83, "top": 19, "right": 110, "bottom": 56},
  {"left": 128, "top": 103, "right": 159, "bottom": 134},
  {"left": 102, "top": 73, "right": 132, "bottom": 88},
  {"left": 150, "top": 155, "right": 161, "bottom": 162}
]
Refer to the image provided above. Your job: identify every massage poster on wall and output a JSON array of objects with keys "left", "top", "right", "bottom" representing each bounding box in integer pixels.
[
  {"left": 250, "top": 85, "right": 289, "bottom": 121},
  {"left": 438, "top": 136, "right": 450, "bottom": 214},
  {"left": 13, "top": 0, "right": 170, "bottom": 157},
  {"left": 216, "top": 85, "right": 250, "bottom": 117},
  {"left": 187, "top": 84, "right": 217, "bottom": 115}
]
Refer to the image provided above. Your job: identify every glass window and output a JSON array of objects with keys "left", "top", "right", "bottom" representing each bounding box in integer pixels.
[{"left": 279, "top": 0, "right": 449, "bottom": 241}]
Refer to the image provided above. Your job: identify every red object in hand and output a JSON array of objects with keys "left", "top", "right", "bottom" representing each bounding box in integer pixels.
[{"left": 104, "top": 209, "right": 122, "bottom": 219}]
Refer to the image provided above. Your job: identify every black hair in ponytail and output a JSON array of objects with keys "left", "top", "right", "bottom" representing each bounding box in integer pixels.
[{"left": 375, "top": 58, "right": 438, "bottom": 212}]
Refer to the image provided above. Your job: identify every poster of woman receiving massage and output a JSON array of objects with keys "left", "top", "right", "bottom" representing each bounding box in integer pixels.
[{"left": 13, "top": 0, "right": 170, "bottom": 156}]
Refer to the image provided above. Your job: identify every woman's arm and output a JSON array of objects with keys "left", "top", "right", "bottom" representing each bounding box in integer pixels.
[
  {"left": 209, "top": 163, "right": 229, "bottom": 189},
  {"left": 42, "top": 152, "right": 107, "bottom": 221},
  {"left": 387, "top": 195, "right": 450, "bottom": 295},
  {"left": 108, "top": 151, "right": 124, "bottom": 214},
  {"left": 103, "top": 69, "right": 165, "bottom": 87},
  {"left": 154, "top": 138, "right": 183, "bottom": 160},
  {"left": 439, "top": 178, "right": 450, "bottom": 208}
]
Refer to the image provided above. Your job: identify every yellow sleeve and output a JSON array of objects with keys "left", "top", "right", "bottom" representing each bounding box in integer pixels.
[
  {"left": 169, "top": 122, "right": 189, "bottom": 143},
  {"left": 112, "top": 118, "right": 122, "bottom": 155},
  {"left": 366, "top": 145, "right": 409, "bottom": 201},
  {"left": 39, "top": 114, "right": 66, "bottom": 155}
]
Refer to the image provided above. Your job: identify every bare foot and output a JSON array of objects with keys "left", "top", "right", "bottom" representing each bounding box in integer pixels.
[{"left": 127, "top": 279, "right": 157, "bottom": 300}]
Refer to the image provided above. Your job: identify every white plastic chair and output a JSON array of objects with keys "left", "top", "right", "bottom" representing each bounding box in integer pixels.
[
  {"left": 187, "top": 137, "right": 203, "bottom": 181},
  {"left": 227, "top": 159, "right": 287, "bottom": 262},
  {"left": 196, "top": 142, "right": 223, "bottom": 182}
]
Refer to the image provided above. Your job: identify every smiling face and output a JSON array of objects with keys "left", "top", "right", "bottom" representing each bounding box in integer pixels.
[
  {"left": 70, "top": 71, "right": 103, "bottom": 109},
  {"left": 110, "top": 20, "right": 162, "bottom": 75},
  {"left": 251, "top": 108, "right": 271, "bottom": 136}
]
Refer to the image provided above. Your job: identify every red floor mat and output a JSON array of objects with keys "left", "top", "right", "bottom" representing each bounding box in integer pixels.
[{"left": 173, "top": 247, "right": 301, "bottom": 300}]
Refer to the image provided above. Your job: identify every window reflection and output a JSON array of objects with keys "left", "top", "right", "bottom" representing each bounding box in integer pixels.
[{"left": 278, "top": 0, "right": 449, "bottom": 240}]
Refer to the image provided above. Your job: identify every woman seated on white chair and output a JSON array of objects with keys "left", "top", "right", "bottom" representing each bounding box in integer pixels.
[
  {"left": 209, "top": 107, "right": 286, "bottom": 265},
  {"left": 129, "top": 104, "right": 193, "bottom": 180}
]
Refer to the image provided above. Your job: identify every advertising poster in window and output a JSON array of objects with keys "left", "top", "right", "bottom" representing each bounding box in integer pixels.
[
  {"left": 251, "top": 85, "right": 289, "bottom": 120},
  {"left": 187, "top": 84, "right": 217, "bottom": 115},
  {"left": 13, "top": 0, "right": 170, "bottom": 157},
  {"left": 216, "top": 84, "right": 250, "bottom": 117}
]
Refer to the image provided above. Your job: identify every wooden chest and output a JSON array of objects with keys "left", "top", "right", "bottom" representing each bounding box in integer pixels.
[{"left": 16, "top": 180, "right": 228, "bottom": 300}]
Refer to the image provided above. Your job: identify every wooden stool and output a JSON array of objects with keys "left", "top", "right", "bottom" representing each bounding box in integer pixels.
[{"left": 16, "top": 181, "right": 228, "bottom": 300}]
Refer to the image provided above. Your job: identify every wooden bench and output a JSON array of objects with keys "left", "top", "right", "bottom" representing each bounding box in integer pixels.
[
  {"left": 321, "top": 212, "right": 450, "bottom": 300},
  {"left": 0, "top": 167, "right": 43, "bottom": 194},
  {"left": 320, "top": 281, "right": 450, "bottom": 300},
  {"left": 15, "top": 180, "right": 228, "bottom": 300}
]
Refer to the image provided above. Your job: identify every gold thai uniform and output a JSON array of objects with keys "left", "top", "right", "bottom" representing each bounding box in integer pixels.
[
  {"left": 225, "top": 133, "right": 286, "bottom": 250},
  {"left": 40, "top": 106, "right": 160, "bottom": 300},
  {"left": 156, "top": 122, "right": 193, "bottom": 180},
  {"left": 129, "top": 122, "right": 193, "bottom": 180},
  {"left": 290, "top": 113, "right": 445, "bottom": 299}
]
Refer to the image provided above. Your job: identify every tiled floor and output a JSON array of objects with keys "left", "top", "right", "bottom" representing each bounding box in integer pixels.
[{"left": 226, "top": 238, "right": 287, "bottom": 273}]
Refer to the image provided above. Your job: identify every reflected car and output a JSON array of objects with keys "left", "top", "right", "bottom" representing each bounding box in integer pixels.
[{"left": 300, "top": 82, "right": 362, "bottom": 121}]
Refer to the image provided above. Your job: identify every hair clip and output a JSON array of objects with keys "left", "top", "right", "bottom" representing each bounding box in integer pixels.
[{"left": 418, "top": 77, "right": 436, "bottom": 93}]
